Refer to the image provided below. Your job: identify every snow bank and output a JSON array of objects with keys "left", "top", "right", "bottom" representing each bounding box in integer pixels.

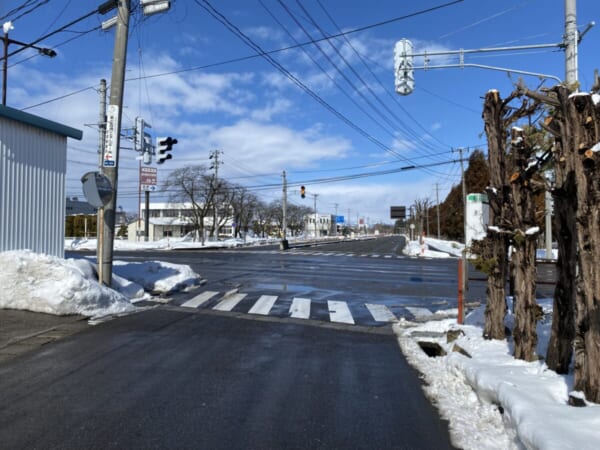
[
  {"left": 0, "top": 250, "right": 135, "bottom": 318},
  {"left": 395, "top": 304, "right": 600, "bottom": 450}
]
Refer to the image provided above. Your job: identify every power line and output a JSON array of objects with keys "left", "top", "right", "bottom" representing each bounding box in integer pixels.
[{"left": 22, "top": 0, "right": 466, "bottom": 115}]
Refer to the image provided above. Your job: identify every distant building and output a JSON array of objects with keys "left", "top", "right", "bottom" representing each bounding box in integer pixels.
[
  {"left": 65, "top": 197, "right": 97, "bottom": 215},
  {"left": 127, "top": 202, "right": 233, "bottom": 241},
  {"left": 0, "top": 105, "right": 82, "bottom": 257},
  {"left": 304, "top": 214, "right": 337, "bottom": 237}
]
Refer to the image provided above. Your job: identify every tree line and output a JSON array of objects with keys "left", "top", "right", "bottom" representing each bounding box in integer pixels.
[
  {"left": 472, "top": 74, "right": 600, "bottom": 404},
  {"left": 162, "top": 165, "right": 313, "bottom": 243}
]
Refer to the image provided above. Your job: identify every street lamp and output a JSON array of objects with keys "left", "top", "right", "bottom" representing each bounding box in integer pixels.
[{"left": 2, "top": 21, "right": 57, "bottom": 105}]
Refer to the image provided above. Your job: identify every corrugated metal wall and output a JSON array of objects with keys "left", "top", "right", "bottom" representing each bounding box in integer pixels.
[{"left": 0, "top": 119, "right": 67, "bottom": 258}]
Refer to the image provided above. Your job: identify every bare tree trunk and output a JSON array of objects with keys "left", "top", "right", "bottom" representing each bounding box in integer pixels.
[
  {"left": 482, "top": 90, "right": 509, "bottom": 340},
  {"left": 509, "top": 127, "right": 541, "bottom": 361},
  {"left": 545, "top": 87, "right": 577, "bottom": 373},
  {"left": 546, "top": 187, "right": 577, "bottom": 371},
  {"left": 569, "top": 92, "right": 600, "bottom": 402}
]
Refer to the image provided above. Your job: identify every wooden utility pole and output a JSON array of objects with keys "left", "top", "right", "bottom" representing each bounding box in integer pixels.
[
  {"left": 97, "top": 79, "right": 106, "bottom": 282},
  {"left": 101, "top": 0, "right": 130, "bottom": 286}
]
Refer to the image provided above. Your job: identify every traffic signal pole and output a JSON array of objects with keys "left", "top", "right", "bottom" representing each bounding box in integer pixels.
[{"left": 101, "top": 0, "right": 130, "bottom": 286}]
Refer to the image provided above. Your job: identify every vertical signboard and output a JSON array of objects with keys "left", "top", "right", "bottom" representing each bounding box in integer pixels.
[
  {"left": 140, "top": 166, "right": 158, "bottom": 191},
  {"left": 103, "top": 104, "right": 119, "bottom": 167}
]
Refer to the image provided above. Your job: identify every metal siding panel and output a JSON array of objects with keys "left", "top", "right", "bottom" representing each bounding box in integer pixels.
[{"left": 0, "top": 119, "right": 67, "bottom": 257}]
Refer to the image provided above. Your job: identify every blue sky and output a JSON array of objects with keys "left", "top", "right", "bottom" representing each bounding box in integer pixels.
[{"left": 3, "top": 0, "right": 599, "bottom": 224}]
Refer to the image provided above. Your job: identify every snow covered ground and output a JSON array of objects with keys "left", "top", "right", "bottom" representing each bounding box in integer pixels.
[{"left": 0, "top": 236, "right": 595, "bottom": 449}]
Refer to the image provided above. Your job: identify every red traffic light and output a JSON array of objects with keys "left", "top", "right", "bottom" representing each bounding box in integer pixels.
[{"left": 300, "top": 186, "right": 306, "bottom": 198}]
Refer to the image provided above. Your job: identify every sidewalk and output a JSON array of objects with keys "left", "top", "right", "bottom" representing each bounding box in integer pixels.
[{"left": 0, "top": 309, "right": 89, "bottom": 364}]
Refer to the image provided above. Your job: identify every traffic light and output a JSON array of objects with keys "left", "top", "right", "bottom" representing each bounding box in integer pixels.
[
  {"left": 156, "top": 136, "right": 177, "bottom": 164},
  {"left": 394, "top": 39, "right": 414, "bottom": 95},
  {"left": 300, "top": 186, "right": 306, "bottom": 198}
]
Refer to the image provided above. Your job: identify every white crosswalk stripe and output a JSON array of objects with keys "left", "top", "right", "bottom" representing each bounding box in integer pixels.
[
  {"left": 181, "top": 291, "right": 219, "bottom": 308},
  {"left": 405, "top": 306, "right": 433, "bottom": 319},
  {"left": 290, "top": 297, "right": 311, "bottom": 319},
  {"left": 328, "top": 300, "right": 355, "bottom": 324},
  {"left": 171, "top": 290, "right": 413, "bottom": 327},
  {"left": 366, "top": 303, "right": 397, "bottom": 322},
  {"left": 213, "top": 293, "right": 248, "bottom": 312},
  {"left": 248, "top": 295, "right": 278, "bottom": 315}
]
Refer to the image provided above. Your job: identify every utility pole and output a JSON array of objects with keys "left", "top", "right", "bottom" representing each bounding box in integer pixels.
[
  {"left": 281, "top": 170, "right": 288, "bottom": 249},
  {"left": 313, "top": 194, "right": 319, "bottom": 243},
  {"left": 541, "top": 0, "right": 579, "bottom": 260},
  {"left": 435, "top": 182, "right": 441, "bottom": 239},
  {"left": 97, "top": 78, "right": 107, "bottom": 281},
  {"left": 564, "top": 0, "right": 578, "bottom": 88},
  {"left": 455, "top": 146, "right": 469, "bottom": 307},
  {"left": 209, "top": 149, "right": 223, "bottom": 240},
  {"left": 100, "top": 0, "right": 130, "bottom": 287},
  {"left": 334, "top": 203, "right": 339, "bottom": 236}
]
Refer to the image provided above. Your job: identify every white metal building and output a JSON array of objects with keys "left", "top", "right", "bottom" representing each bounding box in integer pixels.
[{"left": 0, "top": 105, "right": 83, "bottom": 257}]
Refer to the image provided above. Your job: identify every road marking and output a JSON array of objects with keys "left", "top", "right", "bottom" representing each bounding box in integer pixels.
[
  {"left": 213, "top": 293, "right": 248, "bottom": 312},
  {"left": 248, "top": 295, "right": 278, "bottom": 315},
  {"left": 181, "top": 291, "right": 219, "bottom": 308},
  {"left": 290, "top": 297, "right": 311, "bottom": 319},
  {"left": 328, "top": 300, "right": 355, "bottom": 324},
  {"left": 405, "top": 306, "right": 434, "bottom": 319},
  {"left": 366, "top": 303, "right": 397, "bottom": 322}
]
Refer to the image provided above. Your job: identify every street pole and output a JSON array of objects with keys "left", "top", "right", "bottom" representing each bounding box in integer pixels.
[
  {"left": 564, "top": 0, "right": 578, "bottom": 88},
  {"left": 101, "top": 0, "right": 130, "bottom": 286},
  {"left": 2, "top": 31, "right": 8, "bottom": 105},
  {"left": 334, "top": 203, "right": 339, "bottom": 236},
  {"left": 541, "top": 0, "right": 579, "bottom": 260},
  {"left": 97, "top": 79, "right": 106, "bottom": 281},
  {"left": 435, "top": 182, "right": 441, "bottom": 239},
  {"left": 282, "top": 170, "right": 287, "bottom": 244},
  {"left": 210, "top": 149, "right": 222, "bottom": 240},
  {"left": 313, "top": 194, "right": 319, "bottom": 243},
  {"left": 145, "top": 190, "right": 150, "bottom": 242},
  {"left": 455, "top": 147, "right": 469, "bottom": 310}
]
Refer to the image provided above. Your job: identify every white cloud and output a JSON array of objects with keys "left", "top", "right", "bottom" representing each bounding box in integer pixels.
[
  {"left": 202, "top": 119, "right": 352, "bottom": 174},
  {"left": 305, "top": 177, "right": 439, "bottom": 224},
  {"left": 250, "top": 98, "right": 292, "bottom": 121}
]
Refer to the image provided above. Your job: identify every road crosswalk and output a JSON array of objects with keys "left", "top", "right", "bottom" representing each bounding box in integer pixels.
[
  {"left": 142, "top": 290, "right": 443, "bottom": 327},
  {"left": 137, "top": 289, "right": 450, "bottom": 327}
]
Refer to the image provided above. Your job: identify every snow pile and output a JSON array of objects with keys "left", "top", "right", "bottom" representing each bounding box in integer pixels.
[
  {"left": 0, "top": 250, "right": 202, "bottom": 319},
  {"left": 395, "top": 305, "right": 600, "bottom": 450},
  {"left": 0, "top": 250, "right": 136, "bottom": 318},
  {"left": 113, "top": 260, "right": 200, "bottom": 293},
  {"left": 65, "top": 236, "right": 280, "bottom": 251},
  {"left": 403, "top": 237, "right": 464, "bottom": 258}
]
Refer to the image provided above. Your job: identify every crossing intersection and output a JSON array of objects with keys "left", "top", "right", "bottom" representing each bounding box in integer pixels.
[{"left": 135, "top": 287, "right": 455, "bottom": 328}]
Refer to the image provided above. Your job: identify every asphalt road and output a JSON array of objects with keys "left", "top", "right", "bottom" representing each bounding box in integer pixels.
[
  {"left": 1, "top": 234, "right": 550, "bottom": 448},
  {"left": 98, "top": 235, "right": 488, "bottom": 326},
  {"left": 0, "top": 309, "right": 455, "bottom": 449}
]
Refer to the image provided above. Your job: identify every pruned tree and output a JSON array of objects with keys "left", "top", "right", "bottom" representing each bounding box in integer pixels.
[
  {"left": 531, "top": 86, "right": 577, "bottom": 374},
  {"left": 480, "top": 89, "right": 542, "bottom": 346},
  {"left": 508, "top": 126, "right": 544, "bottom": 361},
  {"left": 567, "top": 87, "right": 600, "bottom": 402},
  {"left": 480, "top": 89, "right": 512, "bottom": 341}
]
